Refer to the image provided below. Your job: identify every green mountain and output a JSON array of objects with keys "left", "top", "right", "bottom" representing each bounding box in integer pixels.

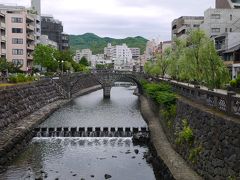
[{"left": 69, "top": 33, "right": 148, "bottom": 55}]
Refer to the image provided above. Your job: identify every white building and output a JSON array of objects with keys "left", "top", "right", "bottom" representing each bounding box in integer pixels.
[
  {"left": 110, "top": 44, "right": 133, "bottom": 71},
  {"left": 74, "top": 49, "right": 92, "bottom": 63}
]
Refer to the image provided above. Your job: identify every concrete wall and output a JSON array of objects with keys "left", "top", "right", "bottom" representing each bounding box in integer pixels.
[{"left": 147, "top": 96, "right": 240, "bottom": 179}]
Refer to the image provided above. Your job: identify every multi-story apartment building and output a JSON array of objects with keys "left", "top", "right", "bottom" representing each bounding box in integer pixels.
[
  {"left": 104, "top": 43, "right": 133, "bottom": 71},
  {"left": 111, "top": 44, "right": 133, "bottom": 71},
  {"left": 215, "top": 32, "right": 240, "bottom": 78},
  {"left": 201, "top": 8, "right": 240, "bottom": 38},
  {"left": 172, "top": 16, "right": 204, "bottom": 40},
  {"left": 130, "top": 48, "right": 140, "bottom": 60},
  {"left": 104, "top": 43, "right": 112, "bottom": 60},
  {"left": 0, "top": 12, "right": 6, "bottom": 59},
  {"left": 0, "top": 4, "right": 37, "bottom": 72},
  {"left": 41, "top": 15, "right": 69, "bottom": 51},
  {"left": 216, "top": 0, "right": 240, "bottom": 9},
  {"left": 145, "top": 40, "right": 157, "bottom": 60},
  {"left": 61, "top": 33, "right": 69, "bottom": 51},
  {"left": 74, "top": 49, "right": 92, "bottom": 62}
]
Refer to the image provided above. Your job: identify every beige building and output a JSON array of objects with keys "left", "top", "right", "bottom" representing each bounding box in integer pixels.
[
  {"left": 172, "top": 16, "right": 204, "bottom": 40},
  {"left": 0, "top": 12, "right": 6, "bottom": 59},
  {"left": 0, "top": 5, "right": 37, "bottom": 72}
]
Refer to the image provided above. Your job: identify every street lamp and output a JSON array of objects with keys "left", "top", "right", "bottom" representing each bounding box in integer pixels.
[{"left": 61, "top": 60, "right": 64, "bottom": 74}]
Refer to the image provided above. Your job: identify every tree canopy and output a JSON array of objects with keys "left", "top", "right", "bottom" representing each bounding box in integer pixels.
[{"left": 144, "top": 29, "right": 230, "bottom": 89}]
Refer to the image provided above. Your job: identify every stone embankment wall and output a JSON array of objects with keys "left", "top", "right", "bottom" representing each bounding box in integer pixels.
[
  {"left": 0, "top": 79, "right": 63, "bottom": 130},
  {"left": 0, "top": 78, "right": 101, "bottom": 167},
  {"left": 146, "top": 96, "right": 240, "bottom": 180}
]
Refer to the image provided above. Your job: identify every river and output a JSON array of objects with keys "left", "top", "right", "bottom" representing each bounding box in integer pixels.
[{"left": 0, "top": 86, "right": 156, "bottom": 180}]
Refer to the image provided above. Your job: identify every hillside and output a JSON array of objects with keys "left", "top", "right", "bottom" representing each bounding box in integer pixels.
[{"left": 69, "top": 33, "right": 148, "bottom": 55}]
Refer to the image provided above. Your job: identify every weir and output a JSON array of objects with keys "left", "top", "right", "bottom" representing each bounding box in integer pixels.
[{"left": 34, "top": 127, "right": 149, "bottom": 138}]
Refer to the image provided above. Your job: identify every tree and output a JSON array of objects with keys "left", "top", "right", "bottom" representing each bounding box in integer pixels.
[
  {"left": 0, "top": 58, "right": 22, "bottom": 73},
  {"left": 33, "top": 45, "right": 58, "bottom": 72},
  {"left": 79, "top": 56, "right": 89, "bottom": 66}
]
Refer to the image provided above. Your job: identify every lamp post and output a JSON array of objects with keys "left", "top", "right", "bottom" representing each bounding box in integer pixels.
[{"left": 61, "top": 60, "right": 64, "bottom": 74}]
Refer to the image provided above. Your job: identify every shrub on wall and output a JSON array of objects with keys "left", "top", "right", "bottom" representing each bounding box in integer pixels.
[
  {"left": 141, "top": 81, "right": 176, "bottom": 108},
  {"left": 8, "top": 74, "right": 35, "bottom": 83}
]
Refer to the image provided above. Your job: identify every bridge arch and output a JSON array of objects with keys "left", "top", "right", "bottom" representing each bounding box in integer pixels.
[{"left": 93, "top": 72, "right": 143, "bottom": 98}]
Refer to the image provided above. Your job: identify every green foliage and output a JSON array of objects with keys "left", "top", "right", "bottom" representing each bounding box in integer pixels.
[
  {"left": 79, "top": 57, "right": 89, "bottom": 66},
  {"left": 145, "top": 29, "right": 230, "bottom": 89},
  {"left": 161, "top": 105, "right": 176, "bottom": 129},
  {"left": 0, "top": 58, "right": 23, "bottom": 73},
  {"left": 155, "top": 91, "right": 176, "bottom": 107},
  {"left": 189, "top": 146, "right": 202, "bottom": 164},
  {"left": 33, "top": 44, "right": 58, "bottom": 72},
  {"left": 176, "top": 119, "right": 194, "bottom": 145},
  {"left": 69, "top": 33, "right": 148, "bottom": 55},
  {"left": 230, "top": 79, "right": 237, "bottom": 88},
  {"left": 142, "top": 82, "right": 176, "bottom": 108},
  {"left": 8, "top": 74, "right": 35, "bottom": 83},
  {"left": 228, "top": 176, "right": 237, "bottom": 180}
]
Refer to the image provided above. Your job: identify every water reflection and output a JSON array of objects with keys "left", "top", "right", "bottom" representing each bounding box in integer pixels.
[
  {"left": 40, "top": 86, "right": 146, "bottom": 128},
  {"left": 1, "top": 138, "right": 155, "bottom": 180}
]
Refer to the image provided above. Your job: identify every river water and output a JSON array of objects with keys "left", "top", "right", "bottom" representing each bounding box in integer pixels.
[{"left": 0, "top": 86, "right": 156, "bottom": 180}]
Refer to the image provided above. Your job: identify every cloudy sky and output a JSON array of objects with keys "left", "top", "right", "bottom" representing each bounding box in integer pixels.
[{"left": 1, "top": 0, "right": 215, "bottom": 40}]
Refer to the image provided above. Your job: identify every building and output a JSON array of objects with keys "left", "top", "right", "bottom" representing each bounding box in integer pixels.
[
  {"left": 159, "top": 41, "right": 172, "bottom": 54},
  {"left": 31, "top": 0, "right": 41, "bottom": 15},
  {"left": 172, "top": 16, "right": 204, "bottom": 40},
  {"left": 145, "top": 40, "right": 157, "bottom": 60},
  {"left": 61, "top": 33, "right": 69, "bottom": 51},
  {"left": 74, "top": 49, "right": 92, "bottom": 62},
  {"left": 130, "top": 48, "right": 140, "bottom": 60},
  {"left": 111, "top": 44, "right": 133, "bottom": 71},
  {"left": 39, "top": 35, "right": 58, "bottom": 49},
  {"left": 41, "top": 15, "right": 69, "bottom": 51},
  {"left": 0, "top": 12, "right": 6, "bottom": 59},
  {"left": 215, "top": 32, "right": 240, "bottom": 78},
  {"left": 104, "top": 43, "right": 112, "bottom": 59},
  {"left": 200, "top": 8, "right": 240, "bottom": 38},
  {"left": 31, "top": 0, "right": 41, "bottom": 45},
  {"left": 0, "top": 4, "right": 38, "bottom": 72},
  {"left": 216, "top": 0, "right": 240, "bottom": 9}
]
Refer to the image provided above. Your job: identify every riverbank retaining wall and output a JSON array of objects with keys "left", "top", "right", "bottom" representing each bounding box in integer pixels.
[
  {"left": 146, "top": 95, "right": 240, "bottom": 179},
  {"left": 0, "top": 78, "right": 101, "bottom": 167}
]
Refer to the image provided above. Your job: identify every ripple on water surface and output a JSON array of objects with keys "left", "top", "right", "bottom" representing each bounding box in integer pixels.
[{"left": 1, "top": 137, "right": 155, "bottom": 180}]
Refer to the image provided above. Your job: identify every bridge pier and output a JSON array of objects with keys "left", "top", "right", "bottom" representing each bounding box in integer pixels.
[{"left": 103, "top": 86, "right": 111, "bottom": 98}]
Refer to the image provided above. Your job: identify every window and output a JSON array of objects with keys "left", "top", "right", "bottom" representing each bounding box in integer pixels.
[
  {"left": 211, "top": 14, "right": 220, "bottom": 19},
  {"left": 212, "top": 28, "right": 220, "bottom": 33},
  {"left": 225, "top": 28, "right": 228, "bottom": 32},
  {"left": 12, "top": 17, "right": 23, "bottom": 23},
  {"left": 12, "top": 49, "right": 23, "bottom": 55},
  {"left": 12, "top": 28, "right": 23, "bottom": 33},
  {"left": 230, "top": 28, "right": 233, "bottom": 32},
  {"left": 193, "top": 24, "right": 200, "bottom": 28},
  {"left": 12, "top": 59, "right": 23, "bottom": 65},
  {"left": 230, "top": 14, "right": 233, "bottom": 21},
  {"left": 12, "top": 38, "right": 23, "bottom": 44}
]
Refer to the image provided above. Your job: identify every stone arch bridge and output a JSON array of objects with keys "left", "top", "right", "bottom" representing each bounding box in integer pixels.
[{"left": 57, "top": 71, "right": 146, "bottom": 98}]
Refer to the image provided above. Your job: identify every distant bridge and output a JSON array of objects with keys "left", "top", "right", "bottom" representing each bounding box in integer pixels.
[{"left": 58, "top": 70, "right": 145, "bottom": 98}]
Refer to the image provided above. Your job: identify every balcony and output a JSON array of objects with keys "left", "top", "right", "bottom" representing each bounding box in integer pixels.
[
  {"left": 27, "top": 24, "right": 35, "bottom": 31},
  {"left": 27, "top": 44, "right": 34, "bottom": 50},
  {"left": 1, "top": 48, "right": 6, "bottom": 55},
  {"left": 27, "top": 15, "right": 34, "bottom": 22},
  {"left": 27, "top": 34, "right": 35, "bottom": 41},
  {"left": 1, "top": 36, "right": 6, "bottom": 42},
  {"left": 0, "top": 22, "right": 5, "bottom": 29},
  {"left": 27, "top": 54, "right": 33, "bottom": 60}
]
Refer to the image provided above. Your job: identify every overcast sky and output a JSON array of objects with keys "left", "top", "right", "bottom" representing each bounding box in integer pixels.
[{"left": 1, "top": 0, "right": 215, "bottom": 40}]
